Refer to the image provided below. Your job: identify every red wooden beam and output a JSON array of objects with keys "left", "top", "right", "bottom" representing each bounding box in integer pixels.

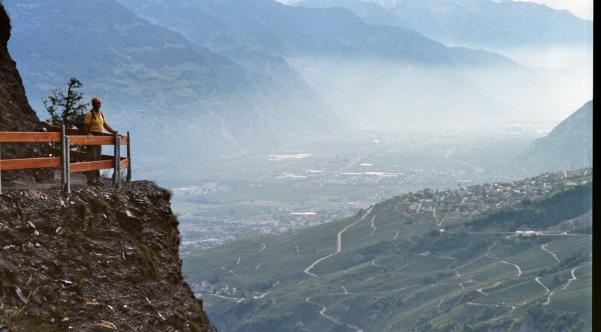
[
  {"left": 70, "top": 159, "right": 115, "bottom": 173},
  {"left": 42, "top": 123, "right": 126, "bottom": 143},
  {"left": 0, "top": 157, "right": 61, "bottom": 170},
  {"left": 0, "top": 131, "right": 127, "bottom": 145},
  {"left": 67, "top": 135, "right": 127, "bottom": 145},
  {"left": 68, "top": 135, "right": 116, "bottom": 145},
  {"left": 0, "top": 132, "right": 61, "bottom": 143}
]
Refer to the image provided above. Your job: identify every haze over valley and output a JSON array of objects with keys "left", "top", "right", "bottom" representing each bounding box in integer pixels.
[{"left": 2, "top": 0, "right": 593, "bottom": 330}]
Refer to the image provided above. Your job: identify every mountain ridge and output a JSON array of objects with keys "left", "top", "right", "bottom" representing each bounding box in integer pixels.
[
  {"left": 297, "top": 0, "right": 593, "bottom": 50},
  {"left": 116, "top": 0, "right": 515, "bottom": 67}
]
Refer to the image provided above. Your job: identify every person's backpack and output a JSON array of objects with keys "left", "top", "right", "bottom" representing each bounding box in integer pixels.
[
  {"left": 73, "top": 111, "right": 104, "bottom": 133},
  {"left": 73, "top": 113, "right": 86, "bottom": 132}
]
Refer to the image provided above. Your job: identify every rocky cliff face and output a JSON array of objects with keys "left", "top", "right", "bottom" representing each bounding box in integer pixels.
[
  {"left": 0, "top": 4, "right": 51, "bottom": 185},
  {"left": 0, "top": 182, "right": 215, "bottom": 331},
  {"left": 1, "top": 5, "right": 214, "bottom": 331}
]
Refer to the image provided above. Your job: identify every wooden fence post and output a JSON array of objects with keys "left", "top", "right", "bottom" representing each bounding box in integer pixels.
[
  {"left": 113, "top": 131, "right": 120, "bottom": 189},
  {"left": 65, "top": 136, "right": 71, "bottom": 194},
  {"left": 0, "top": 143, "right": 3, "bottom": 195},
  {"left": 61, "top": 125, "right": 67, "bottom": 193},
  {"left": 126, "top": 131, "right": 132, "bottom": 182}
]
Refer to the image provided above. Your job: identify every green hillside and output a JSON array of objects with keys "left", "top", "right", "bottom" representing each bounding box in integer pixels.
[{"left": 183, "top": 169, "right": 592, "bottom": 331}]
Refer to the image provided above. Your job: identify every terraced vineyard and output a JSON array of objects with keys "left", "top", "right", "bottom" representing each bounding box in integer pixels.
[{"left": 183, "top": 170, "right": 592, "bottom": 331}]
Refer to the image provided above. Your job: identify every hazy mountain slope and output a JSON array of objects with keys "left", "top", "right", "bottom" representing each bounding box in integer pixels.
[
  {"left": 5, "top": 0, "right": 247, "bottom": 112},
  {"left": 116, "top": 0, "right": 514, "bottom": 67},
  {"left": 377, "top": 0, "right": 592, "bottom": 50},
  {"left": 182, "top": 170, "right": 592, "bottom": 331},
  {"left": 298, "top": 0, "right": 592, "bottom": 50},
  {"left": 296, "top": 0, "right": 408, "bottom": 27},
  {"left": 4, "top": 0, "right": 338, "bottom": 177},
  {"left": 520, "top": 100, "right": 593, "bottom": 174},
  {"left": 115, "top": 0, "right": 592, "bottom": 132}
]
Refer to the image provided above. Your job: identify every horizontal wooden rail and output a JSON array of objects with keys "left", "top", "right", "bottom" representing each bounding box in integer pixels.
[
  {"left": 0, "top": 157, "right": 61, "bottom": 170},
  {"left": 0, "top": 132, "right": 127, "bottom": 145},
  {"left": 70, "top": 159, "right": 115, "bottom": 173},
  {"left": 0, "top": 157, "right": 127, "bottom": 172},
  {"left": 0, "top": 132, "right": 61, "bottom": 143},
  {"left": 68, "top": 135, "right": 118, "bottom": 145},
  {"left": 1, "top": 128, "right": 132, "bottom": 193}
]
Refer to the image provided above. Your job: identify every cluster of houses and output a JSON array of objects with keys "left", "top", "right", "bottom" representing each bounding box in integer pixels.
[{"left": 401, "top": 169, "right": 591, "bottom": 218}]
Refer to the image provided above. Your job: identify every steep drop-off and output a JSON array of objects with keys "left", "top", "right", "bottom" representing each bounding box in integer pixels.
[{"left": 0, "top": 182, "right": 215, "bottom": 331}]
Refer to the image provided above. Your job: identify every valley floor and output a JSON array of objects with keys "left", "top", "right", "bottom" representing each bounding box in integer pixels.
[{"left": 183, "top": 169, "right": 592, "bottom": 331}]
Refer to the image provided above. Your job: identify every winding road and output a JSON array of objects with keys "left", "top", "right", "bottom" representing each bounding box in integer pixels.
[
  {"left": 369, "top": 215, "right": 377, "bottom": 237},
  {"left": 541, "top": 244, "right": 560, "bottom": 263},
  {"left": 431, "top": 208, "right": 446, "bottom": 227},
  {"left": 305, "top": 297, "right": 364, "bottom": 332},
  {"left": 371, "top": 259, "right": 383, "bottom": 267},
  {"left": 500, "top": 259, "right": 522, "bottom": 277},
  {"left": 304, "top": 206, "right": 374, "bottom": 277},
  {"left": 543, "top": 263, "right": 585, "bottom": 306},
  {"left": 252, "top": 291, "right": 271, "bottom": 299},
  {"left": 561, "top": 266, "right": 579, "bottom": 291},
  {"left": 534, "top": 277, "right": 550, "bottom": 295},
  {"left": 486, "top": 243, "right": 522, "bottom": 277},
  {"left": 342, "top": 286, "right": 349, "bottom": 295}
]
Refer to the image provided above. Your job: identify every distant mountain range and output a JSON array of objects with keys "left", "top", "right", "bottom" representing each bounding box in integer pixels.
[
  {"left": 116, "top": 0, "right": 594, "bottom": 130},
  {"left": 116, "top": 0, "right": 513, "bottom": 66},
  {"left": 117, "top": 0, "right": 562, "bottom": 129},
  {"left": 520, "top": 100, "right": 593, "bottom": 174},
  {"left": 297, "top": 0, "right": 407, "bottom": 28},
  {"left": 296, "top": 0, "right": 593, "bottom": 50},
  {"left": 183, "top": 170, "right": 592, "bottom": 331}
]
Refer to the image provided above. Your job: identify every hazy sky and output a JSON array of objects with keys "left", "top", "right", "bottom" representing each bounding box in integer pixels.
[{"left": 518, "top": 0, "right": 593, "bottom": 20}]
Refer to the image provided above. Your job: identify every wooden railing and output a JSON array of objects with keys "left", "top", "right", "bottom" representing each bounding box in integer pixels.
[{"left": 0, "top": 124, "right": 131, "bottom": 194}]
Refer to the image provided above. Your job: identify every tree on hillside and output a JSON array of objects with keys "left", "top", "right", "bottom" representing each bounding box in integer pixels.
[{"left": 43, "top": 77, "right": 88, "bottom": 127}]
